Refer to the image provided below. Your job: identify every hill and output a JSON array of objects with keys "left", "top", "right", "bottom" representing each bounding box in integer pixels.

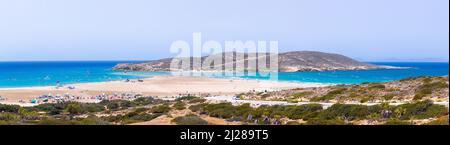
[{"left": 113, "top": 51, "right": 395, "bottom": 72}]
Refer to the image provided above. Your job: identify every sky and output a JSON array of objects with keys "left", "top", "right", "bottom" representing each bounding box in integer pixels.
[{"left": 0, "top": 0, "right": 448, "bottom": 62}]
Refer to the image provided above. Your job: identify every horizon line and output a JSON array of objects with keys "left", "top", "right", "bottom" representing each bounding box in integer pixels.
[{"left": 0, "top": 60, "right": 448, "bottom": 63}]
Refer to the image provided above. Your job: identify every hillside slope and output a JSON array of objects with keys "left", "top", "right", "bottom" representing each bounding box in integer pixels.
[{"left": 113, "top": 51, "right": 394, "bottom": 72}]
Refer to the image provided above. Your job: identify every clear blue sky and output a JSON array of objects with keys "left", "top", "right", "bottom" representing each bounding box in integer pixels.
[{"left": 0, "top": 0, "right": 448, "bottom": 61}]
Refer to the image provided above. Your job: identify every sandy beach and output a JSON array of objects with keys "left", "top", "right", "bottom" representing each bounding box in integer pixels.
[{"left": 0, "top": 76, "right": 329, "bottom": 105}]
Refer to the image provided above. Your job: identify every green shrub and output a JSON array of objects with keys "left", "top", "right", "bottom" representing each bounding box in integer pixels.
[
  {"left": 66, "top": 103, "right": 84, "bottom": 115},
  {"left": 189, "top": 104, "right": 206, "bottom": 112},
  {"left": 82, "top": 103, "right": 105, "bottom": 113},
  {"left": 305, "top": 119, "right": 347, "bottom": 125},
  {"left": 413, "top": 93, "right": 427, "bottom": 100},
  {"left": 133, "top": 108, "right": 149, "bottom": 113},
  {"left": 261, "top": 93, "right": 271, "bottom": 99},
  {"left": 311, "top": 89, "right": 346, "bottom": 102},
  {"left": 285, "top": 104, "right": 323, "bottom": 120},
  {"left": 291, "top": 91, "right": 313, "bottom": 98},
  {"left": 382, "top": 94, "right": 395, "bottom": 101},
  {"left": 360, "top": 97, "right": 370, "bottom": 103},
  {"left": 173, "top": 102, "right": 186, "bottom": 110},
  {"left": 175, "top": 96, "right": 199, "bottom": 101},
  {"left": 318, "top": 104, "right": 370, "bottom": 120},
  {"left": 0, "top": 113, "right": 20, "bottom": 121},
  {"left": 103, "top": 111, "right": 162, "bottom": 123},
  {"left": 422, "top": 77, "right": 432, "bottom": 84},
  {"left": 203, "top": 103, "right": 236, "bottom": 118},
  {"left": 128, "top": 113, "right": 162, "bottom": 122},
  {"left": 348, "top": 93, "right": 358, "bottom": 98},
  {"left": 415, "top": 81, "right": 448, "bottom": 98},
  {"left": 100, "top": 100, "right": 135, "bottom": 111},
  {"left": 34, "top": 103, "right": 64, "bottom": 115},
  {"left": 132, "top": 97, "right": 156, "bottom": 106},
  {"left": 151, "top": 104, "right": 171, "bottom": 114},
  {"left": 172, "top": 114, "right": 208, "bottom": 125},
  {"left": 0, "top": 104, "right": 20, "bottom": 113},
  {"left": 287, "top": 99, "right": 299, "bottom": 103},
  {"left": 395, "top": 100, "right": 448, "bottom": 119},
  {"left": 189, "top": 98, "right": 206, "bottom": 104},
  {"left": 309, "top": 97, "right": 324, "bottom": 102},
  {"left": 415, "top": 105, "right": 448, "bottom": 119}
]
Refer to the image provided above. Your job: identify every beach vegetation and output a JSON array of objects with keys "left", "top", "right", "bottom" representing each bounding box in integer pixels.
[
  {"left": 0, "top": 104, "right": 20, "bottom": 113},
  {"left": 359, "top": 95, "right": 375, "bottom": 103},
  {"left": 399, "top": 76, "right": 418, "bottom": 82},
  {"left": 18, "top": 108, "right": 39, "bottom": 120},
  {"left": 102, "top": 109, "right": 164, "bottom": 124},
  {"left": 33, "top": 103, "right": 64, "bottom": 115},
  {"left": 150, "top": 104, "right": 171, "bottom": 114},
  {"left": 203, "top": 103, "right": 236, "bottom": 118},
  {"left": 291, "top": 91, "right": 313, "bottom": 99},
  {"left": 414, "top": 81, "right": 448, "bottom": 100},
  {"left": 413, "top": 93, "right": 427, "bottom": 100},
  {"left": 172, "top": 114, "right": 208, "bottom": 125},
  {"left": 176, "top": 96, "right": 200, "bottom": 101},
  {"left": 422, "top": 77, "right": 433, "bottom": 84},
  {"left": 286, "top": 99, "right": 299, "bottom": 103},
  {"left": 37, "top": 116, "right": 111, "bottom": 125},
  {"left": 133, "top": 97, "right": 157, "bottom": 106},
  {"left": 65, "top": 102, "right": 84, "bottom": 115},
  {"left": 188, "top": 98, "right": 206, "bottom": 104},
  {"left": 261, "top": 93, "right": 271, "bottom": 99},
  {"left": 382, "top": 94, "right": 396, "bottom": 101},
  {"left": 188, "top": 103, "right": 207, "bottom": 113},
  {"left": 133, "top": 107, "right": 149, "bottom": 113},
  {"left": 318, "top": 104, "right": 370, "bottom": 120},
  {"left": 396, "top": 100, "right": 448, "bottom": 119},
  {"left": 284, "top": 104, "right": 323, "bottom": 120},
  {"left": 0, "top": 112, "right": 20, "bottom": 121},
  {"left": 310, "top": 88, "right": 346, "bottom": 102},
  {"left": 348, "top": 93, "right": 358, "bottom": 98},
  {"left": 186, "top": 100, "right": 448, "bottom": 125},
  {"left": 305, "top": 119, "right": 347, "bottom": 125},
  {"left": 173, "top": 101, "right": 186, "bottom": 110}
]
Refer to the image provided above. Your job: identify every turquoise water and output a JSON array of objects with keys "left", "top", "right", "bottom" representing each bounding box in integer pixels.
[
  {"left": 243, "top": 62, "right": 449, "bottom": 84},
  {"left": 0, "top": 61, "right": 448, "bottom": 88},
  {"left": 0, "top": 61, "right": 167, "bottom": 88}
]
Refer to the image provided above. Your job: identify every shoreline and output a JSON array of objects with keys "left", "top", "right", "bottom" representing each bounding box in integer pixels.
[
  {"left": 0, "top": 74, "right": 332, "bottom": 91},
  {"left": 0, "top": 75, "right": 330, "bottom": 106}
]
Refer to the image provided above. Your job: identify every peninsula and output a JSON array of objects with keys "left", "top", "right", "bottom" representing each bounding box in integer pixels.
[{"left": 113, "top": 51, "right": 397, "bottom": 72}]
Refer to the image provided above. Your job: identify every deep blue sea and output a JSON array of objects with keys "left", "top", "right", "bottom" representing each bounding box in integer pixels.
[{"left": 0, "top": 61, "right": 448, "bottom": 88}]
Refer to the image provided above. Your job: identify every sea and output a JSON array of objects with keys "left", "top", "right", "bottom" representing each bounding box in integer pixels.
[{"left": 0, "top": 61, "right": 448, "bottom": 88}]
